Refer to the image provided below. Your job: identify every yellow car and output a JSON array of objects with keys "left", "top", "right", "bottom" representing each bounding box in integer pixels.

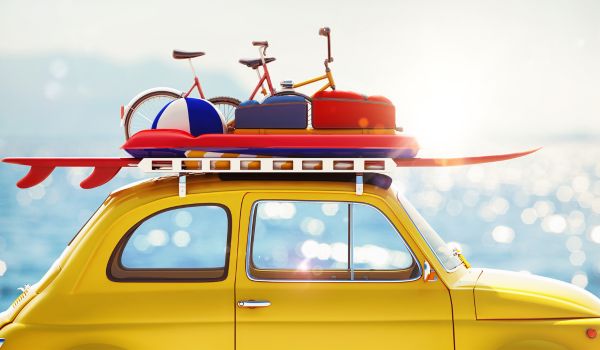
[{"left": 0, "top": 174, "right": 599, "bottom": 349}]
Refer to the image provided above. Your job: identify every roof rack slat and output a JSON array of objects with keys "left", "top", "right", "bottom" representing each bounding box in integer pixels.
[{"left": 137, "top": 157, "right": 396, "bottom": 175}]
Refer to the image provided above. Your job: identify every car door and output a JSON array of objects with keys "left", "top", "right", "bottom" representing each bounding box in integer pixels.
[
  {"left": 235, "top": 191, "right": 454, "bottom": 350},
  {"left": 67, "top": 191, "right": 239, "bottom": 349}
]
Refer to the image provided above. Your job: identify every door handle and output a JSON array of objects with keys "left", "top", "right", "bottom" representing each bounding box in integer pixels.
[{"left": 237, "top": 300, "right": 271, "bottom": 309}]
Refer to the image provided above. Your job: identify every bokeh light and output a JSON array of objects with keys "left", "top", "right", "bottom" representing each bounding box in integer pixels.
[
  {"left": 147, "top": 229, "right": 168, "bottom": 247},
  {"left": 174, "top": 211, "right": 193, "bottom": 228},
  {"left": 491, "top": 226, "right": 515, "bottom": 244},
  {"left": 0, "top": 260, "right": 7, "bottom": 276},
  {"left": 172, "top": 230, "right": 191, "bottom": 248}
]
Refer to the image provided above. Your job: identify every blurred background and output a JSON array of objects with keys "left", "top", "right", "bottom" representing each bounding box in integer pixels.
[{"left": 0, "top": 0, "right": 599, "bottom": 308}]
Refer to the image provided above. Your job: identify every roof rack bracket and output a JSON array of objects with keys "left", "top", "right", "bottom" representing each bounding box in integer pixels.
[
  {"left": 178, "top": 174, "right": 187, "bottom": 197},
  {"left": 355, "top": 174, "right": 364, "bottom": 195}
]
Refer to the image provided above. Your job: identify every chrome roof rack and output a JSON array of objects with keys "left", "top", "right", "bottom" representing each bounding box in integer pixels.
[
  {"left": 138, "top": 157, "right": 396, "bottom": 174},
  {"left": 137, "top": 157, "right": 397, "bottom": 197}
]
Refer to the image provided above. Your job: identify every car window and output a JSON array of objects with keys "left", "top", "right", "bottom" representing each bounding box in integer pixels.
[
  {"left": 249, "top": 200, "right": 420, "bottom": 281},
  {"left": 352, "top": 203, "right": 415, "bottom": 273},
  {"left": 109, "top": 205, "right": 231, "bottom": 282},
  {"left": 251, "top": 201, "right": 349, "bottom": 280},
  {"left": 395, "top": 191, "right": 463, "bottom": 271}
]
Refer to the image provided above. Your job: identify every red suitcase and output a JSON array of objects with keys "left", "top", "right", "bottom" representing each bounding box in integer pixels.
[{"left": 311, "top": 90, "right": 396, "bottom": 129}]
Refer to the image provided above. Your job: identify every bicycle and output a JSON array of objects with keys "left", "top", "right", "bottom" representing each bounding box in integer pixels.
[
  {"left": 238, "top": 27, "right": 335, "bottom": 125},
  {"left": 121, "top": 50, "right": 241, "bottom": 140}
]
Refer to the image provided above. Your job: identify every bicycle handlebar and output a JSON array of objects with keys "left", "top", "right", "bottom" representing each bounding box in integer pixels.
[{"left": 319, "top": 27, "right": 333, "bottom": 63}]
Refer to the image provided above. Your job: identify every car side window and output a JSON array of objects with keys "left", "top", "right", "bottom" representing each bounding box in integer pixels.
[
  {"left": 251, "top": 201, "right": 349, "bottom": 280},
  {"left": 249, "top": 200, "right": 420, "bottom": 281},
  {"left": 351, "top": 203, "right": 417, "bottom": 280},
  {"left": 108, "top": 205, "right": 231, "bottom": 282}
]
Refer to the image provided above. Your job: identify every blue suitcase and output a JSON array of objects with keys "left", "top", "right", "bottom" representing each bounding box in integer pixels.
[{"left": 235, "top": 95, "right": 308, "bottom": 129}]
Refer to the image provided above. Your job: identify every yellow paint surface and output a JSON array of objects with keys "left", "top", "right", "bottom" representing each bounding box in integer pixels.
[{"left": 0, "top": 175, "right": 599, "bottom": 349}]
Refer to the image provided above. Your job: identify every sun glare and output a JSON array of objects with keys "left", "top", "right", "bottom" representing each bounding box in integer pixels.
[{"left": 409, "top": 116, "right": 471, "bottom": 156}]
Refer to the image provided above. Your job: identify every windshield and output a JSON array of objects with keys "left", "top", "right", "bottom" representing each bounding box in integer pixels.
[{"left": 394, "top": 190, "right": 463, "bottom": 271}]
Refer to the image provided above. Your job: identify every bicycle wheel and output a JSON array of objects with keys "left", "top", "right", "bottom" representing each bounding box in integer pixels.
[
  {"left": 209, "top": 96, "right": 241, "bottom": 131},
  {"left": 123, "top": 90, "right": 182, "bottom": 140},
  {"left": 273, "top": 91, "right": 313, "bottom": 127}
]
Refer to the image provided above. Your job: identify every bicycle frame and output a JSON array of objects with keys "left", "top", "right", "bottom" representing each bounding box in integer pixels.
[
  {"left": 248, "top": 47, "right": 275, "bottom": 100},
  {"left": 184, "top": 58, "right": 205, "bottom": 99},
  {"left": 292, "top": 64, "right": 336, "bottom": 94}
]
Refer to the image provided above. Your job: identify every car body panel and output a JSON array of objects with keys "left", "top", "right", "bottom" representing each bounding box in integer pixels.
[
  {"left": 453, "top": 317, "right": 600, "bottom": 350},
  {"left": 0, "top": 174, "right": 599, "bottom": 350},
  {"left": 475, "top": 269, "right": 600, "bottom": 320},
  {"left": 1, "top": 176, "right": 241, "bottom": 349},
  {"left": 235, "top": 191, "right": 454, "bottom": 350},
  {"left": 449, "top": 268, "right": 600, "bottom": 349}
]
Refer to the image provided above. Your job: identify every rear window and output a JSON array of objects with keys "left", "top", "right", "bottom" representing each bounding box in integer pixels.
[{"left": 108, "top": 205, "right": 231, "bottom": 282}]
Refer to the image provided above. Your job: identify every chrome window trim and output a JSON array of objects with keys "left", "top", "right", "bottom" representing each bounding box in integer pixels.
[{"left": 245, "top": 199, "right": 422, "bottom": 283}]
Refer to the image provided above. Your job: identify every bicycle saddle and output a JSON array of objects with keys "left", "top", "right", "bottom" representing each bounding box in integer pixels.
[
  {"left": 239, "top": 57, "right": 276, "bottom": 69},
  {"left": 173, "top": 50, "right": 205, "bottom": 59}
]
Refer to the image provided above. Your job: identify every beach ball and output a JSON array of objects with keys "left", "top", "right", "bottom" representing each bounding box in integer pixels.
[{"left": 152, "top": 97, "right": 225, "bottom": 136}]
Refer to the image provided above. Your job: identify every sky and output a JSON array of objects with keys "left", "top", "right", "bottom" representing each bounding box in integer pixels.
[{"left": 1, "top": 0, "right": 599, "bottom": 151}]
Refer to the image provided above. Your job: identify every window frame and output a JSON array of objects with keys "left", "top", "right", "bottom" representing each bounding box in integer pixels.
[
  {"left": 107, "top": 203, "right": 232, "bottom": 282},
  {"left": 246, "top": 199, "right": 422, "bottom": 283}
]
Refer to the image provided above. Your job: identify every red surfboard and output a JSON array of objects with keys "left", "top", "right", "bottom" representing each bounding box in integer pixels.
[
  {"left": 2, "top": 148, "right": 539, "bottom": 189},
  {"left": 2, "top": 158, "right": 140, "bottom": 189}
]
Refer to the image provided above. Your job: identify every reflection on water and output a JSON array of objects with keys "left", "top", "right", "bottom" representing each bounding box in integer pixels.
[
  {"left": 394, "top": 141, "right": 600, "bottom": 292},
  {"left": 0, "top": 139, "right": 599, "bottom": 309}
]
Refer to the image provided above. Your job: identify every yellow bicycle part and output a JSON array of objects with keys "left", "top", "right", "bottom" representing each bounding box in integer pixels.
[{"left": 292, "top": 69, "right": 335, "bottom": 96}]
